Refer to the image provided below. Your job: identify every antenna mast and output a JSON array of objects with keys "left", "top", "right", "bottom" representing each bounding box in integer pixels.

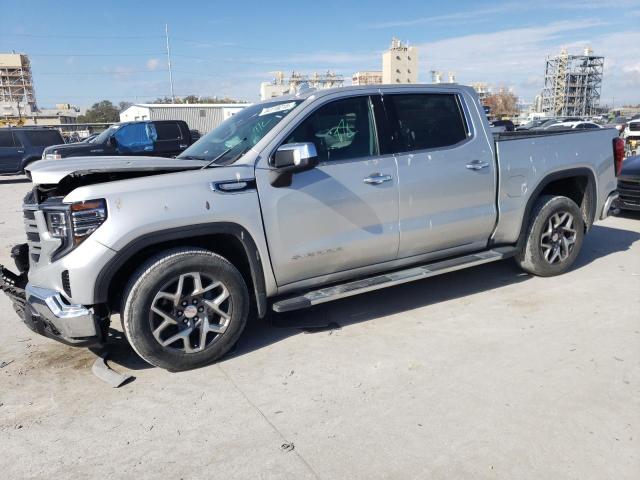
[{"left": 165, "top": 23, "right": 175, "bottom": 102}]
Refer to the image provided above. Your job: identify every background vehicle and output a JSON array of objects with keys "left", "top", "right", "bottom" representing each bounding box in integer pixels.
[
  {"left": 0, "top": 85, "right": 621, "bottom": 371},
  {"left": 515, "top": 119, "right": 549, "bottom": 131},
  {"left": 42, "top": 120, "right": 193, "bottom": 160},
  {"left": 490, "top": 119, "right": 515, "bottom": 132},
  {"left": 606, "top": 116, "right": 628, "bottom": 133},
  {"left": 544, "top": 121, "right": 602, "bottom": 131},
  {"left": 623, "top": 119, "right": 640, "bottom": 156},
  {"left": 616, "top": 154, "right": 640, "bottom": 211},
  {"left": 0, "top": 127, "right": 65, "bottom": 174}
]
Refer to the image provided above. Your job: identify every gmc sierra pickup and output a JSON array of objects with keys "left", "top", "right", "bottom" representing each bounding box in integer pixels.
[{"left": 0, "top": 85, "right": 623, "bottom": 370}]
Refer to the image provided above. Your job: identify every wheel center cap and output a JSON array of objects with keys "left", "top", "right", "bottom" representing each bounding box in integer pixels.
[
  {"left": 552, "top": 233, "right": 559, "bottom": 242},
  {"left": 184, "top": 305, "right": 198, "bottom": 319}
]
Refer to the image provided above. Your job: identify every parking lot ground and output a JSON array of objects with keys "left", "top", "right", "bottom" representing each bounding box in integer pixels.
[{"left": 0, "top": 177, "right": 638, "bottom": 479}]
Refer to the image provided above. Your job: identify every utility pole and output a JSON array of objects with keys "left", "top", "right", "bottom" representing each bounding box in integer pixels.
[{"left": 165, "top": 23, "right": 175, "bottom": 102}]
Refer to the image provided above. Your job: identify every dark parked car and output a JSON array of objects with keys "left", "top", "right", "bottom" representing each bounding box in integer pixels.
[
  {"left": 42, "top": 120, "right": 193, "bottom": 160},
  {"left": 0, "top": 127, "right": 65, "bottom": 174},
  {"left": 490, "top": 119, "right": 515, "bottom": 132},
  {"left": 616, "top": 155, "right": 640, "bottom": 212}
]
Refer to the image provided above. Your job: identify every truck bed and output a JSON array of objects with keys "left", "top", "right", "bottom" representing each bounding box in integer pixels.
[{"left": 491, "top": 127, "right": 619, "bottom": 245}]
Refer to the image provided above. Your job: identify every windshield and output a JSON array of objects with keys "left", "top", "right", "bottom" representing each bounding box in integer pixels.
[
  {"left": 93, "top": 125, "right": 120, "bottom": 144},
  {"left": 178, "top": 100, "right": 302, "bottom": 164}
]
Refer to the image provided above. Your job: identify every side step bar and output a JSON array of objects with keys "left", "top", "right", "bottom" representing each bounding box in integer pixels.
[{"left": 272, "top": 247, "right": 517, "bottom": 313}]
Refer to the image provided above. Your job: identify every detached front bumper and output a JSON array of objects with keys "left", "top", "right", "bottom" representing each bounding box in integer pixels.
[
  {"left": 1, "top": 264, "right": 106, "bottom": 347},
  {"left": 24, "top": 284, "right": 105, "bottom": 346}
]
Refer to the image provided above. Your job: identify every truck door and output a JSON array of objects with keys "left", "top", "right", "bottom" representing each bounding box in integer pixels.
[
  {"left": 255, "top": 95, "right": 400, "bottom": 287},
  {"left": 0, "top": 130, "right": 22, "bottom": 173},
  {"left": 153, "top": 121, "right": 189, "bottom": 157},
  {"left": 385, "top": 92, "right": 497, "bottom": 258}
]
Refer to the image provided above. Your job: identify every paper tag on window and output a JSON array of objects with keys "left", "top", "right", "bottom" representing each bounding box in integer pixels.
[{"left": 259, "top": 102, "right": 297, "bottom": 116}]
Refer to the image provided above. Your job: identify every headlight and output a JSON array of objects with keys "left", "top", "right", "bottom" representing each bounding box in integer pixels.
[
  {"left": 44, "top": 199, "right": 107, "bottom": 258},
  {"left": 70, "top": 200, "right": 107, "bottom": 244},
  {"left": 45, "top": 153, "right": 62, "bottom": 160}
]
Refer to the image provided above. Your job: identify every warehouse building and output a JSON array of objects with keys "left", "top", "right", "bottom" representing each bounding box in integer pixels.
[{"left": 120, "top": 103, "right": 250, "bottom": 134}]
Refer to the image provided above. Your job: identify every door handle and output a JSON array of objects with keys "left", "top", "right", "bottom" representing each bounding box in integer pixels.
[
  {"left": 363, "top": 173, "right": 392, "bottom": 185},
  {"left": 466, "top": 160, "right": 490, "bottom": 170}
]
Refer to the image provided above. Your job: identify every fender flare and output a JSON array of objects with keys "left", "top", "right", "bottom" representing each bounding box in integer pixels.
[
  {"left": 94, "top": 222, "right": 268, "bottom": 318},
  {"left": 514, "top": 167, "right": 597, "bottom": 250}
]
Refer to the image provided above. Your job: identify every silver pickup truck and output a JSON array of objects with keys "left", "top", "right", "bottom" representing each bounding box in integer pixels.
[{"left": 0, "top": 85, "right": 624, "bottom": 370}]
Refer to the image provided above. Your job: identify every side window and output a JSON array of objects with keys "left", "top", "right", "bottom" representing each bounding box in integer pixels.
[
  {"left": 285, "top": 96, "right": 378, "bottom": 162},
  {"left": 23, "top": 130, "right": 63, "bottom": 147},
  {"left": 114, "top": 123, "right": 154, "bottom": 152},
  {"left": 0, "top": 131, "right": 17, "bottom": 148},
  {"left": 155, "top": 122, "right": 182, "bottom": 141},
  {"left": 388, "top": 94, "right": 468, "bottom": 152}
]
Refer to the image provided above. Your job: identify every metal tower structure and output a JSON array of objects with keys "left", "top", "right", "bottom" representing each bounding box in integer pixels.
[
  {"left": 541, "top": 48, "right": 604, "bottom": 117},
  {"left": 0, "top": 53, "right": 37, "bottom": 110}
]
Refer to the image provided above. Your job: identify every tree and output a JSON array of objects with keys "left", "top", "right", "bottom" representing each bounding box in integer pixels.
[
  {"left": 78, "top": 100, "right": 120, "bottom": 123},
  {"left": 118, "top": 101, "right": 132, "bottom": 112},
  {"left": 150, "top": 95, "right": 245, "bottom": 104},
  {"left": 483, "top": 90, "right": 519, "bottom": 118}
]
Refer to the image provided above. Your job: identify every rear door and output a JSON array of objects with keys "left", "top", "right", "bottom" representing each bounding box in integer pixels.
[
  {"left": 255, "top": 94, "right": 400, "bottom": 286},
  {"left": 21, "top": 129, "right": 65, "bottom": 160},
  {"left": 0, "top": 130, "right": 22, "bottom": 173},
  {"left": 153, "top": 121, "right": 189, "bottom": 156},
  {"left": 385, "top": 91, "right": 497, "bottom": 258}
]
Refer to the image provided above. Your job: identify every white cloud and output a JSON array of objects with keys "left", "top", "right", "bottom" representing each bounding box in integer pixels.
[
  {"left": 413, "top": 19, "right": 640, "bottom": 104},
  {"left": 146, "top": 58, "right": 160, "bottom": 71}
]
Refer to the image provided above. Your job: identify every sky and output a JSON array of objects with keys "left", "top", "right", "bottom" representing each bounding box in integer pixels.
[{"left": 1, "top": 0, "right": 640, "bottom": 109}]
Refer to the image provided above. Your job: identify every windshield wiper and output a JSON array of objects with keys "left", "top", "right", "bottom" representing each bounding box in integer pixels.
[
  {"left": 200, "top": 138, "right": 247, "bottom": 169},
  {"left": 180, "top": 154, "right": 207, "bottom": 160}
]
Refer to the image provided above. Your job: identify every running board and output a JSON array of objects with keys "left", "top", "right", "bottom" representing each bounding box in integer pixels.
[{"left": 272, "top": 247, "right": 516, "bottom": 313}]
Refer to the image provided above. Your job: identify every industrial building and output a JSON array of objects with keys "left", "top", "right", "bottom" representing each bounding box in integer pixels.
[
  {"left": 352, "top": 71, "right": 383, "bottom": 86},
  {"left": 260, "top": 71, "right": 344, "bottom": 100},
  {"left": 0, "top": 53, "right": 37, "bottom": 110},
  {"left": 471, "top": 82, "right": 491, "bottom": 102},
  {"left": 382, "top": 38, "right": 418, "bottom": 84},
  {"left": 119, "top": 103, "right": 250, "bottom": 133},
  {"left": 431, "top": 71, "right": 457, "bottom": 84},
  {"left": 541, "top": 48, "right": 604, "bottom": 117}
]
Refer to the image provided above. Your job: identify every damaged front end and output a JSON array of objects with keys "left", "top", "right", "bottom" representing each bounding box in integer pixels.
[{"left": 2, "top": 244, "right": 109, "bottom": 347}]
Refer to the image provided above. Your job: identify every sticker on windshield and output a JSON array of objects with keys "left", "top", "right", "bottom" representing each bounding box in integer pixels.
[{"left": 259, "top": 102, "right": 297, "bottom": 116}]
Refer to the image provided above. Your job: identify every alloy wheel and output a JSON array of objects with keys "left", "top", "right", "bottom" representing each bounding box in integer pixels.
[
  {"left": 540, "top": 211, "right": 577, "bottom": 265},
  {"left": 149, "top": 272, "right": 231, "bottom": 353}
]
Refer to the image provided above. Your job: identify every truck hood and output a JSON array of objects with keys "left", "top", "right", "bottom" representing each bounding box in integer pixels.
[
  {"left": 26, "top": 156, "right": 207, "bottom": 185},
  {"left": 43, "top": 142, "right": 98, "bottom": 156}
]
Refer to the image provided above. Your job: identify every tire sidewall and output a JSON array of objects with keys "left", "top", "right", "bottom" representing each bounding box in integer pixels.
[{"left": 123, "top": 250, "right": 249, "bottom": 370}]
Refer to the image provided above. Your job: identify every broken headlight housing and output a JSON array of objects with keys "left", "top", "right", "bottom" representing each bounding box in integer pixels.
[{"left": 44, "top": 199, "right": 107, "bottom": 259}]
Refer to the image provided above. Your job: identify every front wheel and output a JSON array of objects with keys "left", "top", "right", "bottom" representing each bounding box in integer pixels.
[
  {"left": 515, "top": 195, "right": 584, "bottom": 277},
  {"left": 121, "top": 248, "right": 249, "bottom": 371}
]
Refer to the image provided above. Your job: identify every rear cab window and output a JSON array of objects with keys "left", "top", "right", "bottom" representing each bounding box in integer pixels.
[{"left": 386, "top": 93, "right": 469, "bottom": 153}]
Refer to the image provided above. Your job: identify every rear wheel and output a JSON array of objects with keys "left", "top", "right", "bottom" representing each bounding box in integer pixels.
[
  {"left": 121, "top": 248, "right": 249, "bottom": 370},
  {"left": 515, "top": 195, "right": 584, "bottom": 277}
]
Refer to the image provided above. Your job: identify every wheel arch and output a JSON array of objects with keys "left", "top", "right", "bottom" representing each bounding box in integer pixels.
[
  {"left": 515, "top": 167, "right": 597, "bottom": 250},
  {"left": 95, "top": 223, "right": 267, "bottom": 318}
]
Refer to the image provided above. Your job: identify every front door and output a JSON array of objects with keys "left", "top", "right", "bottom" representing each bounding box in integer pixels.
[
  {"left": 385, "top": 92, "right": 497, "bottom": 258},
  {"left": 0, "top": 130, "right": 21, "bottom": 173},
  {"left": 255, "top": 95, "right": 400, "bottom": 287}
]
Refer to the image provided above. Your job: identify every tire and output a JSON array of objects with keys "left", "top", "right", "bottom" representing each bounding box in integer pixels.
[
  {"left": 121, "top": 248, "right": 249, "bottom": 371},
  {"left": 515, "top": 195, "right": 584, "bottom": 277}
]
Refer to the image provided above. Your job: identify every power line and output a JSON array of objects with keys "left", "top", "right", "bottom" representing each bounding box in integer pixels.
[{"left": 0, "top": 32, "right": 164, "bottom": 39}]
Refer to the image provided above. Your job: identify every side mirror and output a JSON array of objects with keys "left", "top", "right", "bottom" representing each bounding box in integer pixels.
[
  {"left": 108, "top": 136, "right": 117, "bottom": 148},
  {"left": 270, "top": 142, "right": 319, "bottom": 187}
]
